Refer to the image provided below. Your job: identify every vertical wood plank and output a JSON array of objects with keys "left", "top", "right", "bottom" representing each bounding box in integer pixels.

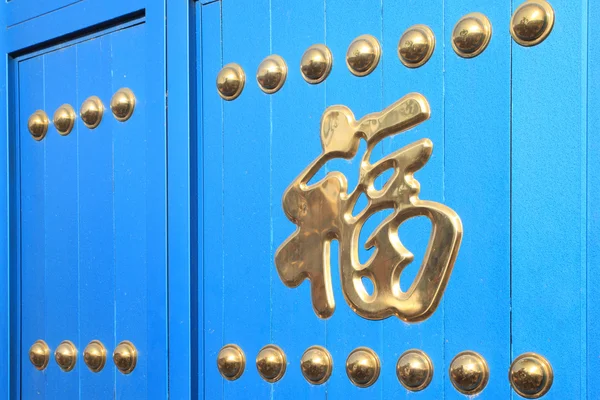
[
  {"left": 221, "top": 0, "right": 271, "bottom": 397},
  {"left": 77, "top": 35, "right": 115, "bottom": 399},
  {"left": 18, "top": 56, "right": 47, "bottom": 400},
  {"left": 43, "top": 46, "right": 80, "bottom": 399},
  {"left": 201, "top": 2, "right": 224, "bottom": 398},
  {"left": 588, "top": 0, "right": 599, "bottom": 394},
  {"left": 111, "top": 24, "right": 149, "bottom": 398},
  {"left": 380, "top": 1, "right": 446, "bottom": 398},
  {"left": 270, "top": 0, "right": 327, "bottom": 398},
  {"left": 512, "top": 0, "right": 587, "bottom": 398},
  {"left": 324, "top": 1, "right": 383, "bottom": 398},
  {"left": 444, "top": 2, "right": 512, "bottom": 398}
]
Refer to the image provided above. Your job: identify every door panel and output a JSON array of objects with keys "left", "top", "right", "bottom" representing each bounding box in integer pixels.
[
  {"left": 443, "top": 1, "right": 511, "bottom": 399},
  {"left": 18, "top": 21, "right": 164, "bottom": 399},
  {"left": 77, "top": 33, "right": 114, "bottom": 398},
  {"left": 220, "top": 0, "right": 271, "bottom": 398},
  {"left": 202, "top": 0, "right": 588, "bottom": 399},
  {"left": 511, "top": 1, "right": 586, "bottom": 398}
]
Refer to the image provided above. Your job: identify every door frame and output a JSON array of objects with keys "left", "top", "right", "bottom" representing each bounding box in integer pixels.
[{"left": 0, "top": 0, "right": 198, "bottom": 397}]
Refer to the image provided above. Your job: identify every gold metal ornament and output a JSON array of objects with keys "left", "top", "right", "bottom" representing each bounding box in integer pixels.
[
  {"left": 346, "top": 34, "right": 381, "bottom": 77},
  {"left": 398, "top": 25, "right": 435, "bottom": 68},
  {"left": 509, "top": 353, "right": 553, "bottom": 398},
  {"left": 256, "top": 345, "right": 286, "bottom": 383},
  {"left": 396, "top": 349, "right": 433, "bottom": 392},
  {"left": 28, "top": 110, "right": 49, "bottom": 141},
  {"left": 53, "top": 104, "right": 76, "bottom": 136},
  {"left": 83, "top": 340, "right": 106, "bottom": 373},
  {"left": 217, "top": 344, "right": 246, "bottom": 381},
  {"left": 275, "top": 93, "right": 462, "bottom": 322},
  {"left": 300, "top": 346, "right": 333, "bottom": 385},
  {"left": 80, "top": 96, "right": 104, "bottom": 129},
  {"left": 346, "top": 347, "right": 380, "bottom": 388},
  {"left": 449, "top": 351, "right": 489, "bottom": 395},
  {"left": 217, "top": 63, "right": 246, "bottom": 101},
  {"left": 29, "top": 340, "right": 50, "bottom": 370},
  {"left": 510, "top": 0, "right": 555, "bottom": 47},
  {"left": 113, "top": 341, "right": 137, "bottom": 374},
  {"left": 54, "top": 340, "right": 77, "bottom": 372},
  {"left": 300, "top": 44, "right": 333, "bottom": 84},
  {"left": 256, "top": 55, "right": 287, "bottom": 94},
  {"left": 452, "top": 12, "right": 492, "bottom": 58},
  {"left": 110, "top": 88, "right": 136, "bottom": 122}
]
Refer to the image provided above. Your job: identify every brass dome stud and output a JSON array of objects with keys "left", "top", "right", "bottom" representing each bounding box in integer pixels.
[
  {"left": 29, "top": 340, "right": 50, "bottom": 370},
  {"left": 256, "top": 344, "right": 286, "bottom": 383},
  {"left": 346, "top": 34, "right": 381, "bottom": 77},
  {"left": 53, "top": 104, "right": 76, "bottom": 136},
  {"left": 256, "top": 55, "right": 288, "bottom": 94},
  {"left": 398, "top": 25, "right": 436, "bottom": 68},
  {"left": 300, "top": 44, "right": 333, "bottom": 84},
  {"left": 28, "top": 110, "right": 49, "bottom": 141},
  {"left": 452, "top": 12, "right": 493, "bottom": 58},
  {"left": 110, "top": 88, "right": 136, "bottom": 122},
  {"left": 346, "top": 347, "right": 380, "bottom": 388},
  {"left": 216, "top": 63, "right": 246, "bottom": 101},
  {"left": 54, "top": 340, "right": 77, "bottom": 372},
  {"left": 80, "top": 96, "right": 104, "bottom": 129},
  {"left": 509, "top": 352, "right": 553, "bottom": 398},
  {"left": 396, "top": 349, "right": 433, "bottom": 392},
  {"left": 510, "top": 0, "right": 555, "bottom": 47},
  {"left": 300, "top": 346, "right": 333, "bottom": 385},
  {"left": 113, "top": 340, "right": 137, "bottom": 374},
  {"left": 217, "top": 344, "right": 246, "bottom": 381},
  {"left": 83, "top": 340, "right": 107, "bottom": 373},
  {"left": 449, "top": 351, "right": 489, "bottom": 395}
]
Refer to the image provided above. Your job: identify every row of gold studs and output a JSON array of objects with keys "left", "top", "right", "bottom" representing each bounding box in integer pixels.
[
  {"left": 216, "top": 0, "right": 554, "bottom": 101},
  {"left": 29, "top": 339, "right": 137, "bottom": 374},
  {"left": 217, "top": 344, "right": 553, "bottom": 398},
  {"left": 27, "top": 88, "right": 136, "bottom": 141}
]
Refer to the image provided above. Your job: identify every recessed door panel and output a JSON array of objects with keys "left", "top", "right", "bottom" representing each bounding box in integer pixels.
[{"left": 18, "top": 21, "right": 165, "bottom": 400}]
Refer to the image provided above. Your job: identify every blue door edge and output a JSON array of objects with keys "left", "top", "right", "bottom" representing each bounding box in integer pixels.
[
  {"left": 0, "top": 0, "right": 176, "bottom": 398},
  {"left": 166, "top": 0, "right": 201, "bottom": 398}
]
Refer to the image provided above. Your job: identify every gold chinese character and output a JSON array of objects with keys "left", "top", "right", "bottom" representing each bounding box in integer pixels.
[{"left": 275, "top": 93, "right": 462, "bottom": 322}]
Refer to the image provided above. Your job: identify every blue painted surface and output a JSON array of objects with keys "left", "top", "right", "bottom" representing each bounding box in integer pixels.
[
  {"left": 200, "top": 2, "right": 224, "bottom": 399},
  {"left": 588, "top": 0, "right": 600, "bottom": 396},
  {"left": 4, "top": 0, "right": 169, "bottom": 398},
  {"left": 270, "top": 0, "right": 327, "bottom": 398},
  {"left": 5, "top": 0, "right": 83, "bottom": 28},
  {"left": 443, "top": 2, "right": 512, "bottom": 399},
  {"left": 1, "top": 0, "right": 596, "bottom": 399},
  {"left": 167, "top": 0, "right": 196, "bottom": 398},
  {"left": 220, "top": 0, "right": 272, "bottom": 398},
  {"left": 76, "top": 34, "right": 115, "bottom": 399},
  {"left": 512, "top": 0, "right": 587, "bottom": 399}
]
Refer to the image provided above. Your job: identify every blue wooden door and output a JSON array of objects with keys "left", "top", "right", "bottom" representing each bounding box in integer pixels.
[
  {"left": 10, "top": 2, "right": 168, "bottom": 399},
  {"left": 199, "top": 0, "right": 591, "bottom": 399}
]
